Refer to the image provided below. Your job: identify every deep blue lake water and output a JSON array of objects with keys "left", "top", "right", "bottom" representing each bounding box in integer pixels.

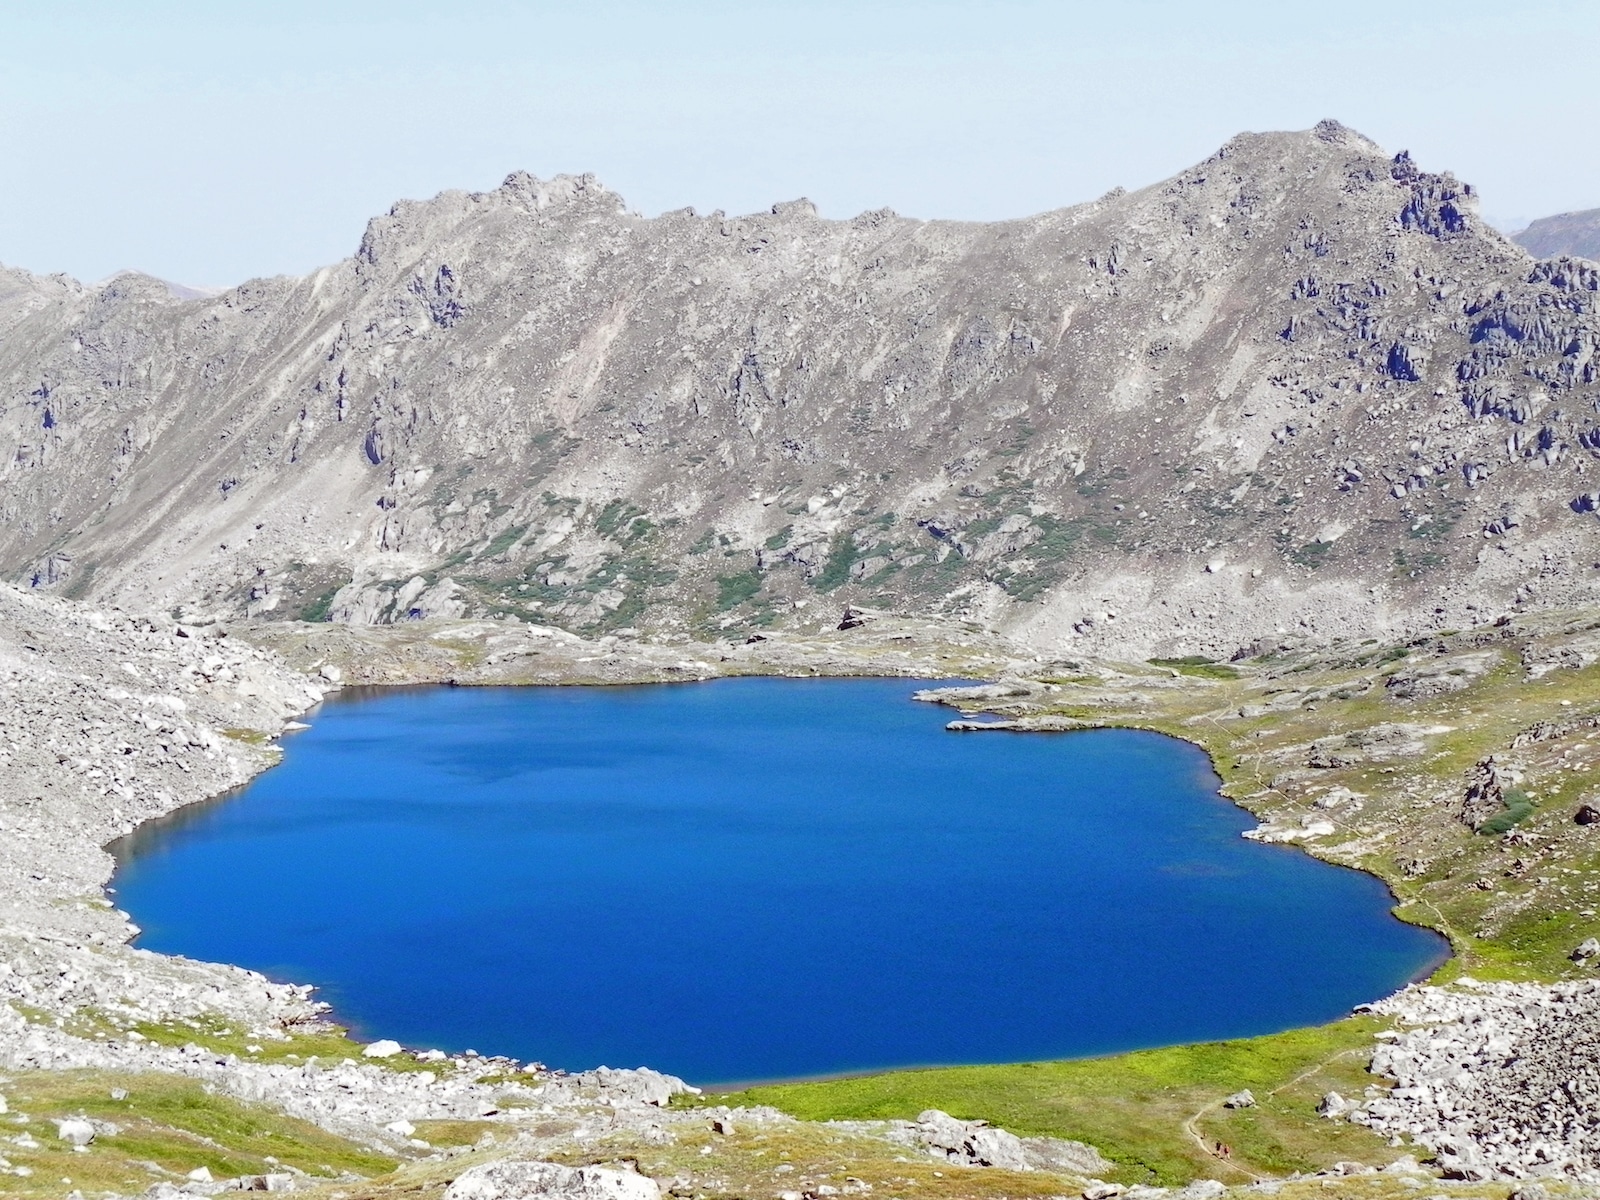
[{"left": 111, "top": 678, "right": 1446, "bottom": 1084}]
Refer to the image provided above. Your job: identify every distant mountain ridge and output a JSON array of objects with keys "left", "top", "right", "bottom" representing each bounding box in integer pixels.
[
  {"left": 2, "top": 119, "right": 1599, "bottom": 658},
  {"left": 1515, "top": 208, "right": 1600, "bottom": 261}
]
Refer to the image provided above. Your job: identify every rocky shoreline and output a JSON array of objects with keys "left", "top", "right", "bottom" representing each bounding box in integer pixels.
[
  {"left": 5, "top": 581, "right": 1600, "bottom": 1196},
  {"left": 1, "top": 585, "right": 1133, "bottom": 1198}
]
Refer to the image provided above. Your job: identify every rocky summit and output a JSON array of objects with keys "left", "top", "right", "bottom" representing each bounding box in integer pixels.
[{"left": 4, "top": 120, "right": 1600, "bottom": 657}]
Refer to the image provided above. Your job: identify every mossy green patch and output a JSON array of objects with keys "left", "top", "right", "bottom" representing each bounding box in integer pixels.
[
  {"left": 715, "top": 570, "right": 763, "bottom": 611},
  {"left": 812, "top": 532, "right": 869, "bottom": 592},
  {"left": 297, "top": 586, "right": 341, "bottom": 623},
  {"left": 0, "top": 1069, "right": 394, "bottom": 1197},
  {"left": 1289, "top": 540, "right": 1335, "bottom": 569},
  {"left": 1149, "top": 657, "right": 1241, "bottom": 681},
  {"left": 596, "top": 500, "right": 646, "bottom": 539},
  {"left": 96, "top": 1013, "right": 451, "bottom": 1077},
  {"left": 478, "top": 524, "right": 528, "bottom": 560},
  {"left": 1477, "top": 789, "right": 1535, "bottom": 835},
  {"left": 712, "top": 1019, "right": 1398, "bottom": 1187}
]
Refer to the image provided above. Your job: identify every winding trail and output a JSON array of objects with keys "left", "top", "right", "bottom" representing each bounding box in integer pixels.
[
  {"left": 1181, "top": 1047, "right": 1370, "bottom": 1183},
  {"left": 1181, "top": 1100, "right": 1265, "bottom": 1184}
]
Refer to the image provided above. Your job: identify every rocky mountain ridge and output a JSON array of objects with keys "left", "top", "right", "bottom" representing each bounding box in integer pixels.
[
  {"left": 3, "top": 120, "right": 1600, "bottom": 657},
  {"left": 1515, "top": 208, "right": 1600, "bottom": 263}
]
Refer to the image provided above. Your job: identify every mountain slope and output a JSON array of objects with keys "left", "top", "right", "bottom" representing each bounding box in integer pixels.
[
  {"left": 3, "top": 120, "right": 1599, "bottom": 657},
  {"left": 1514, "top": 207, "right": 1600, "bottom": 261}
]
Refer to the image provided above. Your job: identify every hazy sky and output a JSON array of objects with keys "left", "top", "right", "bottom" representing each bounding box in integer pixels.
[{"left": 3, "top": 0, "right": 1596, "bottom": 287}]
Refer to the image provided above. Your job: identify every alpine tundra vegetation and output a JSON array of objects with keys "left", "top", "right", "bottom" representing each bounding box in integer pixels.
[{"left": 4, "top": 122, "right": 1600, "bottom": 1198}]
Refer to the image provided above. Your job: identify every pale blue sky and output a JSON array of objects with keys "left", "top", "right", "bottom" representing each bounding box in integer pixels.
[{"left": 2, "top": 0, "right": 1596, "bottom": 287}]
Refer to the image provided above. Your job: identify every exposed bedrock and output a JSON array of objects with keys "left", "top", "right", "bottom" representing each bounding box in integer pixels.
[{"left": 2, "top": 121, "right": 1599, "bottom": 657}]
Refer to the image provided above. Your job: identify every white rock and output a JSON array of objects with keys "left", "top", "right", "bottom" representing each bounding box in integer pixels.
[
  {"left": 385, "top": 1119, "right": 416, "bottom": 1137},
  {"left": 573, "top": 1065, "right": 696, "bottom": 1106},
  {"left": 363, "top": 1039, "right": 404, "bottom": 1058},
  {"left": 187, "top": 1166, "right": 214, "bottom": 1182},
  {"left": 445, "top": 1160, "right": 661, "bottom": 1200},
  {"left": 54, "top": 1118, "right": 94, "bottom": 1146}
]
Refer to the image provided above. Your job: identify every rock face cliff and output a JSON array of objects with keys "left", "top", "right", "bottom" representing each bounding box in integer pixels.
[
  {"left": 4, "top": 120, "right": 1600, "bottom": 656},
  {"left": 1515, "top": 208, "right": 1600, "bottom": 263}
]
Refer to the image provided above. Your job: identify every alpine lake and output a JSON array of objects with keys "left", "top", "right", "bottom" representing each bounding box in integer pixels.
[{"left": 110, "top": 677, "right": 1446, "bottom": 1086}]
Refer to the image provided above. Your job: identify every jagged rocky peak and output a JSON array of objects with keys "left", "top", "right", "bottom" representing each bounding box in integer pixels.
[
  {"left": 495, "top": 168, "right": 617, "bottom": 211},
  {"left": 1310, "top": 117, "right": 1378, "bottom": 148},
  {"left": 2, "top": 121, "right": 1598, "bottom": 657},
  {"left": 0, "top": 261, "right": 84, "bottom": 308},
  {"left": 356, "top": 170, "right": 624, "bottom": 276}
]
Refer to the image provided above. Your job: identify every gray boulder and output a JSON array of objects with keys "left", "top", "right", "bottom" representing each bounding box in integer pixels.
[
  {"left": 551, "top": 1065, "right": 698, "bottom": 1107},
  {"left": 236, "top": 1175, "right": 296, "bottom": 1192},
  {"left": 445, "top": 1160, "right": 661, "bottom": 1200},
  {"left": 915, "top": 1108, "right": 1032, "bottom": 1171},
  {"left": 910, "top": 1108, "right": 1111, "bottom": 1175}
]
